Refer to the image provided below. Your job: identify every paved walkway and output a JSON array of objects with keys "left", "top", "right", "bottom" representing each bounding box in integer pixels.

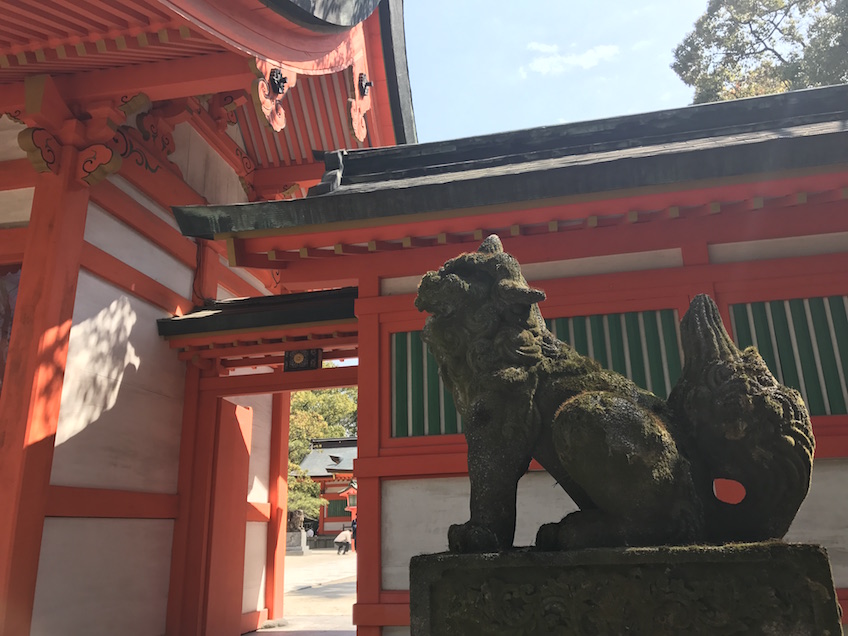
[{"left": 252, "top": 548, "right": 357, "bottom": 636}]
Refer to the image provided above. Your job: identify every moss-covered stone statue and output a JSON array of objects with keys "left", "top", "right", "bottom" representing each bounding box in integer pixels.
[{"left": 415, "top": 235, "right": 815, "bottom": 553}]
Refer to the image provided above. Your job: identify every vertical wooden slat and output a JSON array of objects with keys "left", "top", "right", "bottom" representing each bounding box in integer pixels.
[
  {"left": 589, "top": 315, "right": 609, "bottom": 368},
  {"left": 824, "top": 297, "right": 848, "bottom": 411},
  {"left": 624, "top": 312, "right": 646, "bottom": 389},
  {"left": 783, "top": 300, "right": 812, "bottom": 409},
  {"left": 809, "top": 298, "right": 845, "bottom": 414},
  {"left": 802, "top": 299, "right": 831, "bottom": 414},
  {"left": 660, "top": 309, "right": 682, "bottom": 389},
  {"left": 654, "top": 311, "right": 672, "bottom": 397},
  {"left": 392, "top": 333, "right": 407, "bottom": 438},
  {"left": 769, "top": 301, "right": 800, "bottom": 392},
  {"left": 425, "top": 347, "right": 441, "bottom": 436},
  {"left": 642, "top": 311, "right": 666, "bottom": 398},
  {"left": 409, "top": 331, "right": 425, "bottom": 436},
  {"left": 731, "top": 304, "right": 753, "bottom": 348},
  {"left": 607, "top": 314, "right": 628, "bottom": 377},
  {"left": 751, "top": 302, "right": 781, "bottom": 377},
  {"left": 572, "top": 317, "right": 589, "bottom": 356}
]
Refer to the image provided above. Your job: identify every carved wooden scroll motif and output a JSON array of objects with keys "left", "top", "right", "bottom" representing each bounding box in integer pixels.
[
  {"left": 251, "top": 58, "right": 297, "bottom": 132},
  {"left": 18, "top": 128, "right": 61, "bottom": 175}
]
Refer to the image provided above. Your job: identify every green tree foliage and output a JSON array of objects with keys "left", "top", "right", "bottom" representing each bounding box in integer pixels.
[
  {"left": 288, "top": 410, "right": 345, "bottom": 464},
  {"left": 290, "top": 386, "right": 358, "bottom": 436},
  {"left": 673, "top": 0, "right": 848, "bottom": 103},
  {"left": 286, "top": 386, "right": 357, "bottom": 518},
  {"left": 287, "top": 460, "right": 326, "bottom": 519}
]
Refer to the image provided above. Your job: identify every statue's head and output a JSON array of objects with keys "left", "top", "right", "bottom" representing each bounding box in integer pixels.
[{"left": 415, "top": 235, "right": 545, "bottom": 329}]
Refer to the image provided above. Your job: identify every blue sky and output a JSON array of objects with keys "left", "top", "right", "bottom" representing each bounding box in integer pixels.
[{"left": 404, "top": 1, "right": 706, "bottom": 143}]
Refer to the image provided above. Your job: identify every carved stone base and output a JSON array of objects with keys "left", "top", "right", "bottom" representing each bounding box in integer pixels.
[
  {"left": 410, "top": 542, "right": 841, "bottom": 635},
  {"left": 285, "top": 530, "right": 309, "bottom": 555}
]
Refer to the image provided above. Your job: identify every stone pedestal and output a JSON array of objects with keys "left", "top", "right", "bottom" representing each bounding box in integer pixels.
[
  {"left": 285, "top": 529, "right": 309, "bottom": 555},
  {"left": 410, "top": 542, "right": 841, "bottom": 635}
]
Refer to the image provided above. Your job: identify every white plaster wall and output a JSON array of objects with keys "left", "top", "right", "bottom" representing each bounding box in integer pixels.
[
  {"left": 0, "top": 115, "right": 25, "bottom": 161},
  {"left": 107, "top": 175, "right": 180, "bottom": 230},
  {"left": 224, "top": 255, "right": 273, "bottom": 297},
  {"left": 51, "top": 271, "right": 185, "bottom": 493},
  {"left": 31, "top": 518, "right": 173, "bottom": 636},
  {"left": 381, "top": 472, "right": 578, "bottom": 590},
  {"left": 380, "top": 249, "right": 684, "bottom": 295},
  {"left": 709, "top": 232, "right": 848, "bottom": 264},
  {"left": 84, "top": 202, "right": 193, "bottom": 298},
  {"left": 786, "top": 458, "right": 848, "bottom": 587},
  {"left": 230, "top": 394, "right": 273, "bottom": 503},
  {"left": 324, "top": 520, "right": 346, "bottom": 534},
  {"left": 170, "top": 122, "right": 249, "bottom": 205},
  {"left": 242, "top": 521, "right": 268, "bottom": 614},
  {"left": 0, "top": 187, "right": 33, "bottom": 227},
  {"left": 217, "top": 284, "right": 235, "bottom": 300}
]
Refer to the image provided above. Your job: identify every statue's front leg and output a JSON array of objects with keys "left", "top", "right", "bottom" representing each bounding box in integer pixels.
[{"left": 449, "top": 399, "right": 534, "bottom": 553}]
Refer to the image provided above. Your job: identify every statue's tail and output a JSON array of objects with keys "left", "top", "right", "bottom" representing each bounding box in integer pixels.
[{"left": 669, "top": 295, "right": 814, "bottom": 542}]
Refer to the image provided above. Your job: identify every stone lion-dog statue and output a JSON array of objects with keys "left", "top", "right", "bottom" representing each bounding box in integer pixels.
[{"left": 415, "top": 235, "right": 814, "bottom": 553}]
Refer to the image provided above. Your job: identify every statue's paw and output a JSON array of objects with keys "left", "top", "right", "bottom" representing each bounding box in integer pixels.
[
  {"left": 448, "top": 522, "right": 501, "bottom": 553},
  {"left": 535, "top": 522, "right": 562, "bottom": 551}
]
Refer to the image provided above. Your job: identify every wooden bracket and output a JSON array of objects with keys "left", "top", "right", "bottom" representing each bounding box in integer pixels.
[
  {"left": 22, "top": 75, "right": 74, "bottom": 134},
  {"left": 17, "top": 127, "right": 61, "bottom": 174},
  {"left": 76, "top": 144, "right": 122, "bottom": 186},
  {"left": 209, "top": 91, "right": 247, "bottom": 131},
  {"left": 136, "top": 110, "right": 176, "bottom": 158}
]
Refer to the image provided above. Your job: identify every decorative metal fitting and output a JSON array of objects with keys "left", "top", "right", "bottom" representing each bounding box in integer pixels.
[
  {"left": 358, "top": 73, "right": 373, "bottom": 98},
  {"left": 269, "top": 68, "right": 287, "bottom": 95}
]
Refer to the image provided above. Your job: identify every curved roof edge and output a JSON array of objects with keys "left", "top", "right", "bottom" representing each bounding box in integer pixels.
[
  {"left": 260, "top": 0, "right": 381, "bottom": 32},
  {"left": 380, "top": 0, "right": 417, "bottom": 145}
]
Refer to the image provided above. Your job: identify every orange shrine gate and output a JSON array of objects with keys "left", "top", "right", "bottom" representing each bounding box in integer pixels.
[
  {"left": 0, "top": 0, "right": 412, "bottom": 634},
  {"left": 1, "top": 0, "right": 847, "bottom": 633},
  {"left": 170, "top": 85, "right": 848, "bottom": 635}
]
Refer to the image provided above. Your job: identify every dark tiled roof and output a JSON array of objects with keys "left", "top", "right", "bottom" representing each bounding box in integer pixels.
[
  {"left": 300, "top": 438, "right": 358, "bottom": 477},
  {"left": 156, "top": 287, "right": 357, "bottom": 338},
  {"left": 172, "top": 85, "right": 848, "bottom": 239}
]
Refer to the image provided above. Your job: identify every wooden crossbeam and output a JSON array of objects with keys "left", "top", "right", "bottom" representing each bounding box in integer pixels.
[
  {"left": 401, "top": 236, "right": 434, "bottom": 248},
  {"left": 368, "top": 240, "right": 402, "bottom": 252},
  {"left": 334, "top": 243, "right": 370, "bottom": 255},
  {"left": 299, "top": 247, "right": 337, "bottom": 258},
  {"left": 436, "top": 232, "right": 465, "bottom": 244},
  {"left": 58, "top": 52, "right": 252, "bottom": 107}
]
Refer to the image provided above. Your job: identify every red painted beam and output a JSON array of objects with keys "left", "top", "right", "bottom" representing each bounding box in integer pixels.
[
  {"left": 252, "top": 163, "right": 326, "bottom": 199},
  {"left": 45, "top": 486, "right": 179, "bottom": 519},
  {"left": 0, "top": 227, "right": 27, "bottom": 265},
  {"left": 0, "top": 159, "right": 37, "bottom": 191},
  {"left": 1, "top": 52, "right": 255, "bottom": 113},
  {"left": 198, "top": 365, "right": 357, "bottom": 396}
]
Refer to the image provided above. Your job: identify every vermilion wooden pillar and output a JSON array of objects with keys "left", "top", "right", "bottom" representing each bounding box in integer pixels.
[
  {"left": 0, "top": 147, "right": 90, "bottom": 635},
  {"left": 166, "top": 364, "right": 202, "bottom": 635},
  {"left": 204, "top": 401, "right": 253, "bottom": 636},
  {"left": 172, "top": 387, "right": 219, "bottom": 635},
  {"left": 352, "top": 299, "right": 381, "bottom": 636},
  {"left": 266, "top": 391, "right": 291, "bottom": 619},
  {"left": 173, "top": 394, "right": 254, "bottom": 636}
]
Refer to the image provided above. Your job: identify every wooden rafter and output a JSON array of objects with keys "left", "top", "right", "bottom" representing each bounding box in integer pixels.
[{"left": 1, "top": 52, "right": 254, "bottom": 113}]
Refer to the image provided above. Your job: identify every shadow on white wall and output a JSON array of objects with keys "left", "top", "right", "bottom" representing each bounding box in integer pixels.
[{"left": 55, "top": 296, "right": 140, "bottom": 445}]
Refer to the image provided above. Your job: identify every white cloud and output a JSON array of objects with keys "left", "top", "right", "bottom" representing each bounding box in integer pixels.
[
  {"left": 631, "top": 39, "right": 654, "bottom": 51},
  {"left": 527, "top": 42, "right": 559, "bottom": 54},
  {"left": 518, "top": 66, "right": 528, "bottom": 80},
  {"left": 526, "top": 44, "right": 620, "bottom": 75}
]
